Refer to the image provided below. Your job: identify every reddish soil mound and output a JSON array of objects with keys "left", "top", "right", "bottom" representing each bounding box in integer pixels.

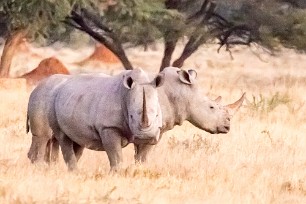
[
  {"left": 21, "top": 57, "right": 70, "bottom": 85},
  {"left": 78, "top": 44, "right": 120, "bottom": 65}
]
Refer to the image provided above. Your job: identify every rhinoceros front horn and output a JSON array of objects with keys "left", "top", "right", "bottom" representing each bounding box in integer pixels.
[
  {"left": 226, "top": 93, "right": 246, "bottom": 116},
  {"left": 141, "top": 88, "right": 149, "bottom": 128}
]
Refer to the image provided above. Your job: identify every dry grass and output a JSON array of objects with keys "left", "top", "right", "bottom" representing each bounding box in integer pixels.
[{"left": 1, "top": 43, "right": 306, "bottom": 203}]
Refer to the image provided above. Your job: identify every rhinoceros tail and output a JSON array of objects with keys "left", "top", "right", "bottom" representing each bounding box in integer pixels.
[{"left": 26, "top": 114, "right": 30, "bottom": 133}]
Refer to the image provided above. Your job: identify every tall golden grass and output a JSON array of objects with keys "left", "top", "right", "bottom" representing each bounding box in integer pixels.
[{"left": 1, "top": 44, "right": 306, "bottom": 203}]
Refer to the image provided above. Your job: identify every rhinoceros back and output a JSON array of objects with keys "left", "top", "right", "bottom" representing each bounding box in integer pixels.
[
  {"left": 27, "top": 74, "right": 71, "bottom": 136},
  {"left": 53, "top": 74, "right": 126, "bottom": 149}
]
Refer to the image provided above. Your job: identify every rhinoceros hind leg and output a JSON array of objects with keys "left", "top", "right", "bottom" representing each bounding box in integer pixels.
[
  {"left": 58, "top": 132, "right": 78, "bottom": 171},
  {"left": 28, "top": 134, "right": 49, "bottom": 164}
]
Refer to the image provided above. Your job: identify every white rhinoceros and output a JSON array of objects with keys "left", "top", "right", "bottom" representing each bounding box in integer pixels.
[
  {"left": 27, "top": 68, "right": 164, "bottom": 171},
  {"left": 27, "top": 67, "right": 244, "bottom": 169},
  {"left": 134, "top": 67, "right": 245, "bottom": 162}
]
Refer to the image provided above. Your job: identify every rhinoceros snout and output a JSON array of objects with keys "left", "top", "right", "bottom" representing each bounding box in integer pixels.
[
  {"left": 134, "top": 128, "right": 160, "bottom": 144},
  {"left": 217, "top": 125, "right": 230, "bottom": 134},
  {"left": 134, "top": 137, "right": 159, "bottom": 145},
  {"left": 224, "top": 125, "right": 230, "bottom": 131},
  {"left": 139, "top": 122, "right": 152, "bottom": 130}
]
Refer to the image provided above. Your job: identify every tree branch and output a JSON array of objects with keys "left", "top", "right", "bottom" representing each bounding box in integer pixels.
[
  {"left": 65, "top": 9, "right": 134, "bottom": 70},
  {"left": 216, "top": 25, "right": 253, "bottom": 53},
  {"left": 187, "top": 0, "right": 210, "bottom": 22},
  {"left": 160, "top": 38, "right": 178, "bottom": 71}
]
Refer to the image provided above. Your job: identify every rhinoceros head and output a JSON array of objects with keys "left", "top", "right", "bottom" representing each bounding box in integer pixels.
[
  {"left": 122, "top": 69, "right": 164, "bottom": 144},
  {"left": 161, "top": 67, "right": 245, "bottom": 134}
]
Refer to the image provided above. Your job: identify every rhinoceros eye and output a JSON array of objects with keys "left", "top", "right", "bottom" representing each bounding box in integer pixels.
[
  {"left": 210, "top": 106, "right": 214, "bottom": 110},
  {"left": 130, "top": 115, "right": 133, "bottom": 119}
]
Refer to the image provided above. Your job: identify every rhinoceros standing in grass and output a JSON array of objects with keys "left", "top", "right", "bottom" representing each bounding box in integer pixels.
[
  {"left": 27, "top": 67, "right": 244, "bottom": 168},
  {"left": 27, "top": 74, "right": 71, "bottom": 163},
  {"left": 133, "top": 67, "right": 245, "bottom": 162},
  {"left": 27, "top": 69, "right": 164, "bottom": 171}
]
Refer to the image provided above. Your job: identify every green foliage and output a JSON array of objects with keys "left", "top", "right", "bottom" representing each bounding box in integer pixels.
[
  {"left": 168, "top": 134, "right": 220, "bottom": 154},
  {"left": 104, "top": 0, "right": 184, "bottom": 46},
  {"left": 1, "top": 0, "right": 306, "bottom": 52},
  {"left": 286, "top": 10, "right": 306, "bottom": 50},
  {"left": 0, "top": 0, "right": 89, "bottom": 44},
  {"left": 247, "top": 92, "right": 291, "bottom": 113},
  {"left": 216, "top": 0, "right": 306, "bottom": 51}
]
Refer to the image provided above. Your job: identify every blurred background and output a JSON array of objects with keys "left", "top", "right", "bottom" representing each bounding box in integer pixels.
[{"left": 1, "top": 1, "right": 306, "bottom": 203}]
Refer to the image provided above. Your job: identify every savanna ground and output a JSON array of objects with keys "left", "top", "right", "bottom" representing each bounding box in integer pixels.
[{"left": 1, "top": 42, "right": 306, "bottom": 203}]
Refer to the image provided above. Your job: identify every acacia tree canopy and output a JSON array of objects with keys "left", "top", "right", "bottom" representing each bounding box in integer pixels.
[
  {"left": 215, "top": 0, "right": 306, "bottom": 51},
  {"left": 1, "top": 0, "right": 306, "bottom": 75},
  {"left": 1, "top": 0, "right": 306, "bottom": 50},
  {"left": 0, "top": 0, "right": 91, "bottom": 44},
  {"left": 0, "top": 0, "right": 96, "bottom": 77}
]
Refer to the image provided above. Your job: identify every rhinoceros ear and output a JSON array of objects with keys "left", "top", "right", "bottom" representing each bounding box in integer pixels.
[
  {"left": 154, "top": 73, "right": 165, "bottom": 88},
  {"left": 177, "top": 69, "right": 197, "bottom": 85},
  {"left": 188, "top": 69, "right": 197, "bottom": 79},
  {"left": 123, "top": 76, "right": 135, "bottom": 89}
]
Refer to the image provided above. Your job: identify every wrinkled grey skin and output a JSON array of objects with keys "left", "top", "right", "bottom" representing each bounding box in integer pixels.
[
  {"left": 27, "top": 67, "right": 244, "bottom": 169},
  {"left": 133, "top": 67, "right": 245, "bottom": 163},
  {"left": 27, "top": 74, "right": 71, "bottom": 163},
  {"left": 27, "top": 69, "right": 164, "bottom": 171}
]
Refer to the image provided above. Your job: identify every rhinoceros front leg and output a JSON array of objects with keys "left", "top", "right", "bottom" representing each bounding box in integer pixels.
[
  {"left": 44, "top": 139, "right": 83, "bottom": 163},
  {"left": 134, "top": 144, "right": 154, "bottom": 163},
  {"left": 57, "top": 132, "right": 78, "bottom": 171},
  {"left": 100, "top": 128, "right": 123, "bottom": 172}
]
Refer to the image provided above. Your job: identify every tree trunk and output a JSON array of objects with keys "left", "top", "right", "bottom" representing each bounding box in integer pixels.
[
  {"left": 86, "top": 33, "right": 134, "bottom": 70},
  {"left": 66, "top": 9, "right": 134, "bottom": 70},
  {"left": 0, "top": 30, "right": 27, "bottom": 77},
  {"left": 172, "top": 52, "right": 191, "bottom": 68},
  {"left": 172, "top": 35, "right": 203, "bottom": 68},
  {"left": 78, "top": 26, "right": 134, "bottom": 70},
  {"left": 85, "top": 37, "right": 133, "bottom": 70},
  {"left": 113, "top": 46, "right": 134, "bottom": 70},
  {"left": 159, "top": 39, "right": 178, "bottom": 72}
]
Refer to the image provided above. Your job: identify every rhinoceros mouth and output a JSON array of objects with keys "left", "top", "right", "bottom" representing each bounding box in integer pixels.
[
  {"left": 205, "top": 125, "right": 230, "bottom": 134},
  {"left": 132, "top": 128, "right": 160, "bottom": 144},
  {"left": 138, "top": 127, "right": 154, "bottom": 132},
  {"left": 216, "top": 125, "right": 230, "bottom": 134},
  {"left": 133, "top": 138, "right": 159, "bottom": 145}
]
